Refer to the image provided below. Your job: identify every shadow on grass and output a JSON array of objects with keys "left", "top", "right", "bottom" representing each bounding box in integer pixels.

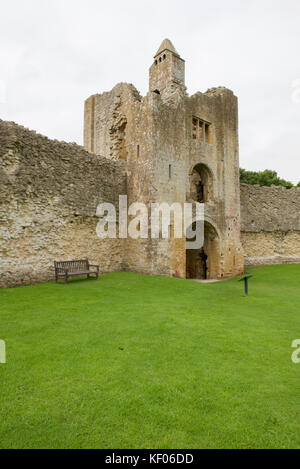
[{"left": 54, "top": 276, "right": 100, "bottom": 286}]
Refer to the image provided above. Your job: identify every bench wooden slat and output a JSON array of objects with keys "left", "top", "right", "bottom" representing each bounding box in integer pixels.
[{"left": 54, "top": 260, "right": 99, "bottom": 284}]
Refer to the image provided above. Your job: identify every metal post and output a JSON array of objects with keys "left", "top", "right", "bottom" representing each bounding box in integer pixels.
[
  {"left": 245, "top": 277, "right": 248, "bottom": 296},
  {"left": 239, "top": 275, "right": 253, "bottom": 296}
]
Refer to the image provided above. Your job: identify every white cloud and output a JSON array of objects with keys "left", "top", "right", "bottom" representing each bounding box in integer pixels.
[{"left": 0, "top": 0, "right": 299, "bottom": 182}]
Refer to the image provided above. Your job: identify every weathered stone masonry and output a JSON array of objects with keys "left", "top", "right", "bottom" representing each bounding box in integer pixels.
[
  {"left": 0, "top": 120, "right": 126, "bottom": 287},
  {"left": 84, "top": 39, "right": 245, "bottom": 280},
  {"left": 0, "top": 39, "right": 299, "bottom": 288},
  {"left": 240, "top": 183, "right": 300, "bottom": 266}
]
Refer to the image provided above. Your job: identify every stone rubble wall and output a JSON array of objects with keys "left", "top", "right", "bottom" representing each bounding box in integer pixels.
[
  {"left": 240, "top": 183, "right": 300, "bottom": 265},
  {"left": 0, "top": 120, "right": 126, "bottom": 288},
  {"left": 1, "top": 120, "right": 299, "bottom": 288}
]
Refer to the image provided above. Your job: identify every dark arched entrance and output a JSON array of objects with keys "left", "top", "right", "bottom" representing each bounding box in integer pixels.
[{"left": 186, "top": 221, "right": 220, "bottom": 280}]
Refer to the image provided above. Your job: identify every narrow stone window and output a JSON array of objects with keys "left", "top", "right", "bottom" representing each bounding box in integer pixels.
[
  {"left": 169, "top": 164, "right": 172, "bottom": 179},
  {"left": 168, "top": 224, "right": 174, "bottom": 239},
  {"left": 163, "top": 54, "right": 166, "bottom": 60},
  {"left": 205, "top": 123, "right": 210, "bottom": 143},
  {"left": 137, "top": 145, "right": 140, "bottom": 158}
]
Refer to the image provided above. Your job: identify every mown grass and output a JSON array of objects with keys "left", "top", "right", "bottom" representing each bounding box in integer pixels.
[{"left": 0, "top": 264, "right": 300, "bottom": 449}]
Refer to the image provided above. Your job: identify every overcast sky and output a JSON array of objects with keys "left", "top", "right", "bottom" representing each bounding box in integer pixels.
[{"left": 0, "top": 0, "right": 299, "bottom": 183}]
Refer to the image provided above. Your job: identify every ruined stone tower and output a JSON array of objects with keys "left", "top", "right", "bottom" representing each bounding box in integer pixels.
[
  {"left": 149, "top": 39, "right": 185, "bottom": 95},
  {"left": 2, "top": 39, "right": 299, "bottom": 288},
  {"left": 84, "top": 39, "right": 244, "bottom": 279}
]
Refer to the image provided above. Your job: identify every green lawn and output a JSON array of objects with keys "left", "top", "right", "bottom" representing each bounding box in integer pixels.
[{"left": 0, "top": 265, "right": 300, "bottom": 449}]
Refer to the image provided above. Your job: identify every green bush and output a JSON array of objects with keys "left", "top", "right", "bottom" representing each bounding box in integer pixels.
[{"left": 240, "top": 169, "right": 294, "bottom": 188}]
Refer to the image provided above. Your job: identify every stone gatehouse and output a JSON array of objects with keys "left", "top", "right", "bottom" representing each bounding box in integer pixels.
[
  {"left": 0, "top": 39, "right": 299, "bottom": 288},
  {"left": 84, "top": 39, "right": 244, "bottom": 280}
]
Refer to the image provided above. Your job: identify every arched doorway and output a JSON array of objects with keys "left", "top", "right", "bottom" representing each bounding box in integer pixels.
[
  {"left": 190, "top": 164, "right": 213, "bottom": 203},
  {"left": 186, "top": 221, "right": 220, "bottom": 280}
]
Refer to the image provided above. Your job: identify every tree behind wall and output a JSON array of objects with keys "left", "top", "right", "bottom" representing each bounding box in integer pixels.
[{"left": 240, "top": 169, "right": 295, "bottom": 188}]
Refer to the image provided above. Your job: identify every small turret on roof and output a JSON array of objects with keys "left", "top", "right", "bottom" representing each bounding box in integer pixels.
[{"left": 154, "top": 39, "right": 180, "bottom": 58}]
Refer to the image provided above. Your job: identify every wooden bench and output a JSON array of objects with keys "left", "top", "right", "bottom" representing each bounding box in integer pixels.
[{"left": 54, "top": 260, "right": 99, "bottom": 284}]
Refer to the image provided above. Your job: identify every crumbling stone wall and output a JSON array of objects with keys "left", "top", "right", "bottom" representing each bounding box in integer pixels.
[
  {"left": 240, "top": 184, "right": 300, "bottom": 265},
  {"left": 0, "top": 120, "right": 126, "bottom": 288},
  {"left": 2, "top": 39, "right": 299, "bottom": 288},
  {"left": 84, "top": 83, "right": 142, "bottom": 160}
]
